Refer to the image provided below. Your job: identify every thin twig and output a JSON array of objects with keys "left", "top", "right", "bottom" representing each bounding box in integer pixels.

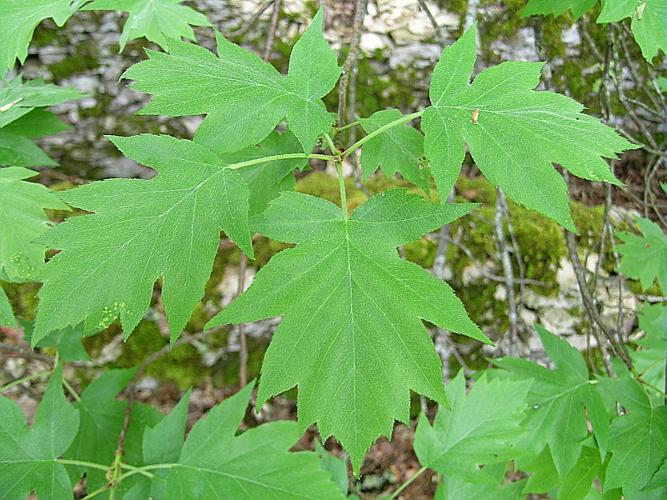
[
  {"left": 494, "top": 189, "right": 519, "bottom": 355},
  {"left": 229, "top": 0, "right": 275, "bottom": 38},
  {"left": 263, "top": 0, "right": 282, "bottom": 62},
  {"left": 337, "top": 0, "right": 367, "bottom": 129},
  {"left": 416, "top": 0, "right": 444, "bottom": 43},
  {"left": 237, "top": 255, "right": 249, "bottom": 387}
]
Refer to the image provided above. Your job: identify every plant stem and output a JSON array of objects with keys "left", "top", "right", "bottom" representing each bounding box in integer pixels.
[
  {"left": 55, "top": 458, "right": 112, "bottom": 472},
  {"left": 228, "top": 153, "right": 336, "bottom": 170},
  {"left": 81, "top": 484, "right": 111, "bottom": 500},
  {"left": 62, "top": 378, "right": 81, "bottom": 402},
  {"left": 335, "top": 120, "right": 360, "bottom": 133},
  {"left": 389, "top": 466, "right": 427, "bottom": 499},
  {"left": 336, "top": 162, "right": 348, "bottom": 219},
  {"left": 323, "top": 132, "right": 340, "bottom": 155},
  {"left": 0, "top": 370, "right": 51, "bottom": 392},
  {"left": 341, "top": 110, "right": 423, "bottom": 159}
]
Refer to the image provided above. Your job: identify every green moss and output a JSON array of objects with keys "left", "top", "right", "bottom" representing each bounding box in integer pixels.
[
  {"left": 295, "top": 171, "right": 366, "bottom": 211},
  {"left": 48, "top": 41, "right": 100, "bottom": 80}
]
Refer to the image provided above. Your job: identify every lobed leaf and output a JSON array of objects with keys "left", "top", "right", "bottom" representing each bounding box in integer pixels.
[
  {"left": 414, "top": 371, "right": 530, "bottom": 478},
  {"left": 616, "top": 217, "right": 667, "bottom": 293},
  {"left": 494, "top": 325, "right": 608, "bottom": 477},
  {"left": 0, "top": 0, "right": 73, "bottom": 75},
  {"left": 122, "top": 383, "right": 345, "bottom": 499},
  {"left": 0, "top": 167, "right": 69, "bottom": 282},
  {"left": 598, "top": 0, "right": 667, "bottom": 62},
  {"left": 0, "top": 367, "right": 80, "bottom": 499},
  {"left": 423, "top": 25, "right": 638, "bottom": 230},
  {"left": 33, "top": 135, "right": 253, "bottom": 344},
  {"left": 122, "top": 9, "right": 340, "bottom": 153},
  {"left": 359, "top": 109, "right": 429, "bottom": 191},
  {"left": 208, "top": 189, "right": 488, "bottom": 471},
  {"left": 601, "top": 374, "right": 667, "bottom": 493},
  {"left": 83, "top": 0, "right": 212, "bottom": 52}
]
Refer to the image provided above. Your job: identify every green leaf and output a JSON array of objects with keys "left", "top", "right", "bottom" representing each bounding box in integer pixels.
[
  {"left": 423, "top": 25, "right": 637, "bottom": 230},
  {"left": 415, "top": 371, "right": 530, "bottom": 478},
  {"left": 0, "top": 167, "right": 68, "bottom": 282},
  {"left": 123, "top": 8, "right": 340, "bottom": 153},
  {"left": 82, "top": 0, "right": 211, "bottom": 52},
  {"left": 22, "top": 320, "right": 89, "bottom": 362},
  {"left": 127, "top": 383, "right": 345, "bottom": 499},
  {"left": 0, "top": 283, "right": 15, "bottom": 326},
  {"left": 316, "top": 443, "right": 349, "bottom": 496},
  {"left": 558, "top": 446, "right": 601, "bottom": 500},
  {"left": 2, "top": 108, "right": 70, "bottom": 138},
  {"left": 494, "top": 325, "right": 608, "bottom": 477},
  {"left": 0, "top": 367, "right": 79, "bottom": 499},
  {"left": 0, "top": 77, "right": 84, "bottom": 128},
  {"left": 616, "top": 217, "right": 667, "bottom": 293},
  {"left": 646, "top": 457, "right": 667, "bottom": 490},
  {"left": 207, "top": 189, "right": 488, "bottom": 471},
  {"left": 0, "top": 0, "right": 73, "bottom": 75},
  {"left": 602, "top": 375, "right": 667, "bottom": 493},
  {"left": 65, "top": 368, "right": 136, "bottom": 493},
  {"left": 522, "top": 0, "right": 597, "bottom": 19},
  {"left": 211, "top": 130, "right": 307, "bottom": 215},
  {"left": 632, "top": 304, "right": 666, "bottom": 390},
  {"left": 33, "top": 135, "right": 253, "bottom": 344},
  {"left": 522, "top": 446, "right": 560, "bottom": 494},
  {"left": 0, "top": 129, "right": 58, "bottom": 167},
  {"left": 598, "top": 0, "right": 666, "bottom": 62},
  {"left": 359, "top": 109, "right": 429, "bottom": 191},
  {"left": 434, "top": 463, "right": 525, "bottom": 500}
]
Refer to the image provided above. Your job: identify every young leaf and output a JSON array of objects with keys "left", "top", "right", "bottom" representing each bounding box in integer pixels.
[
  {"left": 434, "top": 463, "right": 525, "bottom": 500},
  {"left": 22, "top": 320, "right": 89, "bottom": 362},
  {"left": 0, "top": 283, "right": 15, "bottom": 326},
  {"left": 493, "top": 325, "right": 608, "bottom": 477},
  {"left": 0, "top": 77, "right": 84, "bottom": 128},
  {"left": 522, "top": 446, "right": 560, "bottom": 494},
  {"left": 207, "top": 189, "right": 489, "bottom": 471},
  {"left": 522, "top": 0, "right": 597, "bottom": 19},
  {"left": 0, "top": 167, "right": 69, "bottom": 282},
  {"left": 598, "top": 0, "right": 666, "bottom": 62},
  {"left": 2, "top": 108, "right": 71, "bottom": 138},
  {"left": 82, "top": 0, "right": 211, "bottom": 52},
  {"left": 557, "top": 446, "right": 601, "bottom": 500},
  {"left": 0, "top": 367, "right": 79, "bottom": 499},
  {"left": 33, "top": 135, "right": 253, "bottom": 344},
  {"left": 359, "top": 109, "right": 429, "bottom": 191},
  {"left": 414, "top": 371, "right": 530, "bottom": 478},
  {"left": 616, "top": 217, "right": 667, "bottom": 293},
  {"left": 316, "top": 442, "right": 349, "bottom": 496},
  {"left": 602, "top": 375, "right": 667, "bottom": 492},
  {"left": 423, "top": 25, "right": 637, "bottom": 230},
  {"left": 0, "top": 130, "right": 60, "bottom": 167},
  {"left": 210, "top": 130, "right": 308, "bottom": 215},
  {"left": 632, "top": 304, "right": 666, "bottom": 390},
  {"left": 122, "top": 9, "right": 341, "bottom": 153},
  {"left": 124, "top": 383, "right": 345, "bottom": 499},
  {"left": 65, "top": 368, "right": 136, "bottom": 493},
  {"left": 0, "top": 0, "right": 73, "bottom": 75}
]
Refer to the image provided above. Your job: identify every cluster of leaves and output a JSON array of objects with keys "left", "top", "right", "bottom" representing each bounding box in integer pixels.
[
  {"left": 0, "top": 369, "right": 347, "bottom": 499},
  {"left": 0, "top": 0, "right": 211, "bottom": 74},
  {"left": 2, "top": 324, "right": 664, "bottom": 498},
  {"left": 522, "top": 0, "right": 667, "bottom": 62},
  {"left": 0, "top": 1, "right": 665, "bottom": 498},
  {"left": 415, "top": 326, "right": 667, "bottom": 499}
]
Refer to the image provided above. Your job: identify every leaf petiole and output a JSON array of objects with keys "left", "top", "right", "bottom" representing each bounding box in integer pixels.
[
  {"left": 227, "top": 153, "right": 337, "bottom": 170},
  {"left": 341, "top": 110, "right": 423, "bottom": 159}
]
